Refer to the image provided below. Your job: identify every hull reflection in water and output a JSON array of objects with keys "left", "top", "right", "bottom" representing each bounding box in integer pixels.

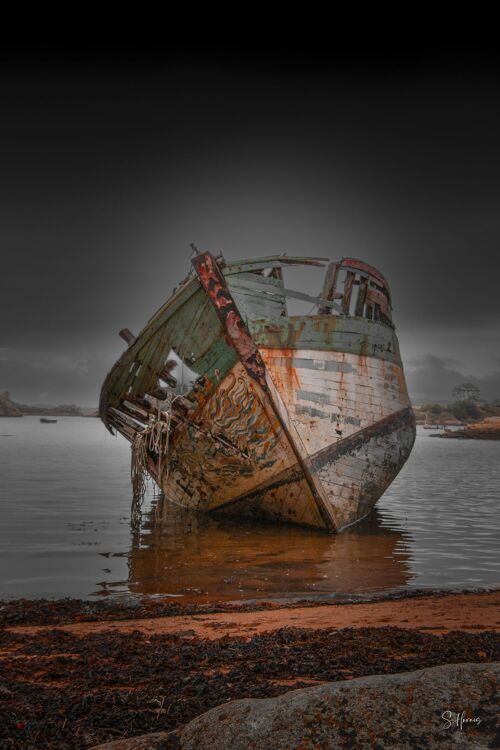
[{"left": 127, "top": 496, "right": 412, "bottom": 602}]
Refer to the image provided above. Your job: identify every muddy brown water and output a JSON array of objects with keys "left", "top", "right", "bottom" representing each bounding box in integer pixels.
[{"left": 0, "top": 418, "right": 499, "bottom": 601}]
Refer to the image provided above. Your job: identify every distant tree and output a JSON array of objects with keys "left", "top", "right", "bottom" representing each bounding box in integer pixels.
[
  {"left": 452, "top": 382, "right": 480, "bottom": 402},
  {"left": 428, "top": 403, "right": 442, "bottom": 417},
  {"left": 450, "top": 399, "right": 480, "bottom": 422}
]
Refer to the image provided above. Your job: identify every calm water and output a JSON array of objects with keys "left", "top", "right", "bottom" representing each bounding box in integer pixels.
[{"left": 0, "top": 417, "right": 498, "bottom": 601}]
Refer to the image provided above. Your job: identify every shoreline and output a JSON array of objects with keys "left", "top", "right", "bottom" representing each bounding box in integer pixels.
[
  {"left": 2, "top": 585, "right": 500, "bottom": 628},
  {"left": 4, "top": 589, "right": 500, "bottom": 638},
  {"left": 2, "top": 588, "right": 499, "bottom": 749}
]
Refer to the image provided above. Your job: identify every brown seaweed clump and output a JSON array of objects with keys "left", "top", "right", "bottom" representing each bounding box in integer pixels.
[{"left": 1, "top": 624, "right": 499, "bottom": 749}]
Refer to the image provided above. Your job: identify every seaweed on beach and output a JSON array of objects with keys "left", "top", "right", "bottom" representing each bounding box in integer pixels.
[
  {"left": 1, "top": 587, "right": 494, "bottom": 628},
  {"left": 1, "top": 624, "right": 499, "bottom": 749}
]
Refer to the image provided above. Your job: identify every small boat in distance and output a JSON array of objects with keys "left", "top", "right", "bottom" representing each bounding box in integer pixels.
[
  {"left": 100, "top": 250, "right": 416, "bottom": 532},
  {"left": 40, "top": 418, "right": 58, "bottom": 424}
]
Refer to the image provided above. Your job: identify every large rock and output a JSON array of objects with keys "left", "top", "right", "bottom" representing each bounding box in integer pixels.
[
  {"left": 92, "top": 662, "right": 498, "bottom": 749},
  {"left": 0, "top": 391, "right": 22, "bottom": 417},
  {"left": 438, "top": 417, "right": 500, "bottom": 440}
]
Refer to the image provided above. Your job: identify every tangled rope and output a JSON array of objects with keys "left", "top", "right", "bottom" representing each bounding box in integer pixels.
[
  {"left": 130, "top": 393, "right": 180, "bottom": 529},
  {"left": 131, "top": 431, "right": 148, "bottom": 530}
]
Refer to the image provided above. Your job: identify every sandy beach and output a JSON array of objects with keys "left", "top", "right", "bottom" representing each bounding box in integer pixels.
[{"left": 6, "top": 589, "right": 500, "bottom": 639}]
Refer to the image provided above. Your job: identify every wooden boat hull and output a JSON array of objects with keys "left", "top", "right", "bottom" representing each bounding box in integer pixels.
[
  {"left": 160, "top": 353, "right": 414, "bottom": 532},
  {"left": 100, "top": 251, "right": 415, "bottom": 532}
]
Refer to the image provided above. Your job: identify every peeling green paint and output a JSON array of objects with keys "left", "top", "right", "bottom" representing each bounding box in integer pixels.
[{"left": 249, "top": 315, "right": 401, "bottom": 366}]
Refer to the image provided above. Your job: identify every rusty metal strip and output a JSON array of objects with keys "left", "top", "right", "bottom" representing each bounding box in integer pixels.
[{"left": 191, "top": 251, "right": 335, "bottom": 531}]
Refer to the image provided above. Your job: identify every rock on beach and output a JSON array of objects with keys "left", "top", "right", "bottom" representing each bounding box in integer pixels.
[{"left": 92, "top": 661, "right": 499, "bottom": 749}]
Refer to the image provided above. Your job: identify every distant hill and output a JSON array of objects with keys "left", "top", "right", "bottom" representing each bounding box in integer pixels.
[
  {"left": 0, "top": 392, "right": 99, "bottom": 417},
  {"left": 0, "top": 391, "right": 22, "bottom": 417},
  {"left": 13, "top": 402, "right": 85, "bottom": 417}
]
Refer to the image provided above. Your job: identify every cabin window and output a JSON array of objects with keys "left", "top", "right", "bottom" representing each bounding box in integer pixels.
[{"left": 322, "top": 262, "right": 392, "bottom": 325}]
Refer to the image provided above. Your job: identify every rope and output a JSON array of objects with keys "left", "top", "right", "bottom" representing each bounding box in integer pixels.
[
  {"left": 131, "top": 431, "right": 148, "bottom": 530},
  {"left": 130, "top": 392, "right": 181, "bottom": 528}
]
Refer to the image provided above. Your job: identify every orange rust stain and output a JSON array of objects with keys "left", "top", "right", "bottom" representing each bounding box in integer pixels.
[
  {"left": 356, "top": 337, "right": 369, "bottom": 379},
  {"left": 338, "top": 370, "right": 346, "bottom": 397},
  {"left": 357, "top": 353, "right": 368, "bottom": 379},
  {"left": 393, "top": 364, "right": 410, "bottom": 401},
  {"left": 263, "top": 348, "right": 301, "bottom": 396}
]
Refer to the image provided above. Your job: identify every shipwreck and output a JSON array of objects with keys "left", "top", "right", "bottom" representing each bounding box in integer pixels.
[{"left": 100, "top": 251, "right": 415, "bottom": 532}]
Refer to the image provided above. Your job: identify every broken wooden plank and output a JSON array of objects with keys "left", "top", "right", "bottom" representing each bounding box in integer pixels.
[
  {"left": 233, "top": 272, "right": 285, "bottom": 288},
  {"left": 108, "top": 407, "right": 145, "bottom": 434},
  {"left": 341, "top": 272, "right": 355, "bottom": 315},
  {"left": 119, "top": 328, "right": 136, "bottom": 346},
  {"left": 354, "top": 276, "right": 368, "bottom": 318},
  {"left": 319, "top": 262, "right": 339, "bottom": 315},
  {"left": 227, "top": 275, "right": 342, "bottom": 313},
  {"left": 339, "top": 257, "right": 391, "bottom": 296},
  {"left": 159, "top": 359, "right": 178, "bottom": 388},
  {"left": 223, "top": 257, "right": 328, "bottom": 276},
  {"left": 365, "top": 286, "right": 391, "bottom": 318},
  {"left": 225, "top": 255, "right": 328, "bottom": 268}
]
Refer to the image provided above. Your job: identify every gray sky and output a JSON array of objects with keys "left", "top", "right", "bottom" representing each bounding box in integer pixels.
[{"left": 1, "top": 33, "right": 499, "bottom": 404}]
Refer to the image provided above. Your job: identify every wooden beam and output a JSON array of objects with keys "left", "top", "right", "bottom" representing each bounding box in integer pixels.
[
  {"left": 223, "top": 258, "right": 328, "bottom": 276},
  {"left": 227, "top": 275, "right": 342, "bottom": 313},
  {"left": 225, "top": 255, "right": 328, "bottom": 268},
  {"left": 319, "top": 262, "right": 339, "bottom": 315},
  {"left": 341, "top": 271, "right": 355, "bottom": 315},
  {"left": 159, "top": 359, "right": 177, "bottom": 388},
  {"left": 119, "top": 328, "right": 136, "bottom": 346},
  {"left": 354, "top": 276, "right": 368, "bottom": 317}
]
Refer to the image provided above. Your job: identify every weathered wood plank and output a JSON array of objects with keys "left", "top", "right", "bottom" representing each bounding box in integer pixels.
[
  {"left": 260, "top": 342, "right": 412, "bottom": 463},
  {"left": 354, "top": 276, "right": 368, "bottom": 317},
  {"left": 249, "top": 316, "right": 401, "bottom": 365},
  {"left": 341, "top": 271, "right": 355, "bottom": 314},
  {"left": 339, "top": 257, "right": 391, "bottom": 296},
  {"left": 318, "top": 262, "right": 339, "bottom": 315},
  {"left": 100, "top": 276, "right": 201, "bottom": 424},
  {"left": 228, "top": 281, "right": 286, "bottom": 305},
  {"left": 223, "top": 255, "right": 328, "bottom": 272},
  {"left": 231, "top": 272, "right": 285, "bottom": 288},
  {"left": 228, "top": 275, "right": 342, "bottom": 313},
  {"left": 229, "top": 284, "right": 286, "bottom": 320},
  {"left": 366, "top": 285, "right": 390, "bottom": 317},
  {"left": 119, "top": 328, "right": 136, "bottom": 346},
  {"left": 191, "top": 336, "right": 239, "bottom": 382}
]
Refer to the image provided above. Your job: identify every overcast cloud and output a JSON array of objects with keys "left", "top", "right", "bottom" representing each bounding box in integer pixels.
[{"left": 1, "top": 34, "right": 499, "bottom": 404}]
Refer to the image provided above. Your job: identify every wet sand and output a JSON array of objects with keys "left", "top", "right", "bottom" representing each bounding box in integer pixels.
[{"left": 6, "top": 590, "right": 500, "bottom": 638}]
